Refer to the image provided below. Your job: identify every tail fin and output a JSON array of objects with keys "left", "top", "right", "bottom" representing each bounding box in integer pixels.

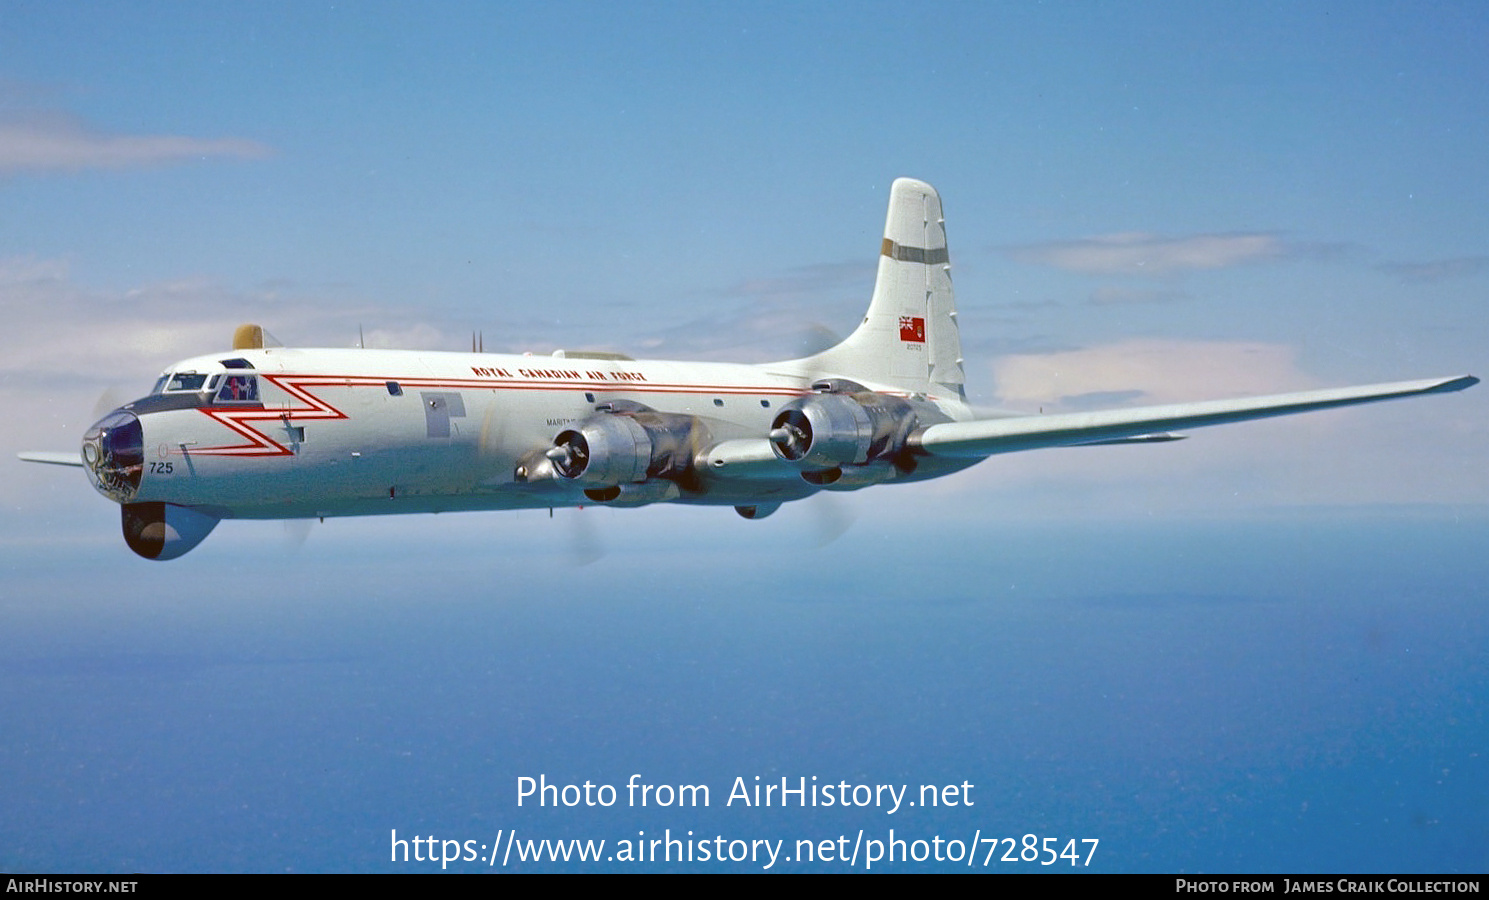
[{"left": 807, "top": 178, "right": 965, "bottom": 399}]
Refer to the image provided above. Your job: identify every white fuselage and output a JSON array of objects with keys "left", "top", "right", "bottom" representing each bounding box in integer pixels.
[{"left": 119, "top": 346, "right": 970, "bottom": 520}]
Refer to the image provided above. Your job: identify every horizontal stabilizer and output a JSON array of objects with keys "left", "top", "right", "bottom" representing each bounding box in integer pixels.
[
  {"left": 18, "top": 451, "right": 83, "bottom": 467},
  {"left": 912, "top": 375, "right": 1478, "bottom": 459}
]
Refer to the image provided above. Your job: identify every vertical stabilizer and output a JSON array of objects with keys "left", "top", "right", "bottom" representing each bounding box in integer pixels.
[{"left": 806, "top": 178, "right": 965, "bottom": 399}]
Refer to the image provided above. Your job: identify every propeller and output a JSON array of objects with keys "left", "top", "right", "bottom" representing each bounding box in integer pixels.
[
  {"left": 794, "top": 322, "right": 842, "bottom": 357},
  {"left": 282, "top": 518, "right": 314, "bottom": 552},
  {"left": 767, "top": 317, "right": 842, "bottom": 462},
  {"left": 92, "top": 384, "right": 134, "bottom": 419},
  {"left": 781, "top": 323, "right": 860, "bottom": 547},
  {"left": 806, "top": 491, "right": 857, "bottom": 548},
  {"left": 570, "top": 507, "right": 603, "bottom": 566}
]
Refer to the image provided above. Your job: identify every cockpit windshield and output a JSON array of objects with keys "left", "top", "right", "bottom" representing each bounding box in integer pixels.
[
  {"left": 163, "top": 372, "right": 209, "bottom": 393},
  {"left": 150, "top": 367, "right": 259, "bottom": 405}
]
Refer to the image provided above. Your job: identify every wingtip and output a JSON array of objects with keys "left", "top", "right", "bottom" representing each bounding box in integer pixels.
[{"left": 1428, "top": 375, "right": 1479, "bottom": 394}]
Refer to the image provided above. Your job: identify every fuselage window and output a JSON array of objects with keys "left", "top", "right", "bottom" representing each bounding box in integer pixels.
[
  {"left": 386, "top": 381, "right": 403, "bottom": 396},
  {"left": 216, "top": 374, "right": 259, "bottom": 403}
]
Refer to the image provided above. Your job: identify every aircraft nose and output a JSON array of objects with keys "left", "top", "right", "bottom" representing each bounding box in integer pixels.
[{"left": 82, "top": 409, "right": 144, "bottom": 503}]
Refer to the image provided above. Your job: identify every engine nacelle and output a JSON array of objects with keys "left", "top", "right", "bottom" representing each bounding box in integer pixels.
[
  {"left": 768, "top": 382, "right": 919, "bottom": 471},
  {"left": 121, "top": 502, "right": 220, "bottom": 560},
  {"left": 545, "top": 404, "right": 711, "bottom": 490},
  {"left": 549, "top": 414, "right": 653, "bottom": 486}
]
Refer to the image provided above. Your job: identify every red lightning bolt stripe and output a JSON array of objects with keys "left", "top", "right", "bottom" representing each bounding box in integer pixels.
[{"left": 189, "top": 374, "right": 354, "bottom": 457}]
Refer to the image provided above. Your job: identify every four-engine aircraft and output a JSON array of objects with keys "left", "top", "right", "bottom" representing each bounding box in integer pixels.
[{"left": 18, "top": 178, "right": 1478, "bottom": 559}]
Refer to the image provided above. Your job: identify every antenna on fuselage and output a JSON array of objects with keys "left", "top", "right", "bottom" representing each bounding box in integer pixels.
[{"left": 358, "top": 325, "right": 365, "bottom": 349}]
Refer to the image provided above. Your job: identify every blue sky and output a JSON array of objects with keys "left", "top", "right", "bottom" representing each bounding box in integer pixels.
[{"left": 1, "top": 2, "right": 1486, "bottom": 873}]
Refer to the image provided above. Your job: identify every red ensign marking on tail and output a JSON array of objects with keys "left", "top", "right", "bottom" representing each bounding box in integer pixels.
[{"left": 899, "top": 316, "right": 925, "bottom": 343}]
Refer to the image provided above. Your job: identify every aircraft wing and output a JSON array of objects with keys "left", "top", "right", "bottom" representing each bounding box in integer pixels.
[
  {"left": 911, "top": 375, "right": 1478, "bottom": 459},
  {"left": 17, "top": 451, "right": 84, "bottom": 467}
]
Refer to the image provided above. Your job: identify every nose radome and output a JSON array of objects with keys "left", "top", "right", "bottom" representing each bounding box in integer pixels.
[{"left": 82, "top": 409, "right": 143, "bottom": 503}]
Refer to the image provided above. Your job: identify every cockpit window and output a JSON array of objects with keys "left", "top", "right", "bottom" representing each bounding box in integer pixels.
[
  {"left": 215, "top": 374, "right": 259, "bottom": 403},
  {"left": 165, "top": 372, "right": 208, "bottom": 392},
  {"left": 152, "top": 375, "right": 169, "bottom": 396}
]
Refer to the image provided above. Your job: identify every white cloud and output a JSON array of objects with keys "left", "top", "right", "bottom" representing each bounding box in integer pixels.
[
  {"left": 1008, "top": 232, "right": 1287, "bottom": 276},
  {"left": 0, "top": 113, "right": 272, "bottom": 174},
  {"left": 911, "top": 337, "right": 1489, "bottom": 514},
  {"left": 0, "top": 264, "right": 469, "bottom": 386},
  {"left": 361, "top": 322, "right": 450, "bottom": 351},
  {"left": 0, "top": 255, "right": 70, "bottom": 283},
  {"left": 990, "top": 338, "right": 1315, "bottom": 410},
  {"left": 632, "top": 301, "right": 858, "bottom": 362}
]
